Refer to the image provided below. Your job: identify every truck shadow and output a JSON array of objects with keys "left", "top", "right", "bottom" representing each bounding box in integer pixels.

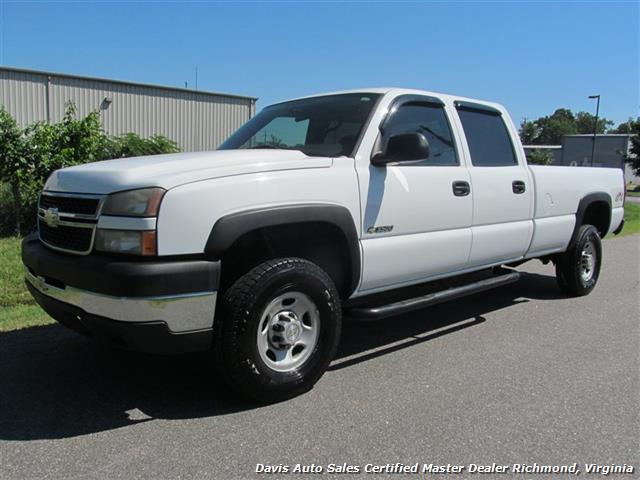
[
  {"left": 333, "top": 269, "right": 562, "bottom": 370},
  {"left": 0, "top": 271, "right": 562, "bottom": 440}
]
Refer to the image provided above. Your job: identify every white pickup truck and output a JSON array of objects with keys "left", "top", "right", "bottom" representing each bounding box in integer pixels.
[{"left": 22, "top": 88, "right": 625, "bottom": 401}]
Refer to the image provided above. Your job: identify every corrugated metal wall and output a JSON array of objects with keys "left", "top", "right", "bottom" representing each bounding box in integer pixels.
[
  {"left": 0, "top": 68, "right": 49, "bottom": 126},
  {"left": 561, "top": 135, "right": 629, "bottom": 169},
  {"left": 0, "top": 67, "right": 256, "bottom": 151}
]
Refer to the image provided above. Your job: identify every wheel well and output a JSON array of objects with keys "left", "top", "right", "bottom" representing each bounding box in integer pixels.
[
  {"left": 581, "top": 201, "right": 610, "bottom": 236},
  {"left": 219, "top": 222, "right": 354, "bottom": 298}
]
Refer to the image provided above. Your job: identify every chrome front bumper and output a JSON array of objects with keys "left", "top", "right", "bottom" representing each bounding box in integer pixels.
[{"left": 25, "top": 267, "right": 217, "bottom": 333}]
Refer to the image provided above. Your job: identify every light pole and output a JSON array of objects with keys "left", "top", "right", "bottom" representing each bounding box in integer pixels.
[{"left": 588, "top": 94, "right": 600, "bottom": 167}]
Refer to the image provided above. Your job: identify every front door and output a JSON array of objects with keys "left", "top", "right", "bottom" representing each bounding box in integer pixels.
[{"left": 357, "top": 95, "right": 473, "bottom": 292}]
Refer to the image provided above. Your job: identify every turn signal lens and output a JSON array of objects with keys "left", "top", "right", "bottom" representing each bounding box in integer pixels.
[{"left": 141, "top": 231, "right": 157, "bottom": 256}]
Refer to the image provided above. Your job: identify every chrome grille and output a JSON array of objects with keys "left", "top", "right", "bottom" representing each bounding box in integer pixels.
[{"left": 38, "top": 192, "right": 104, "bottom": 255}]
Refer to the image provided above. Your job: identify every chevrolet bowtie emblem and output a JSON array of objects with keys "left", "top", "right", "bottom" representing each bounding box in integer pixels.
[{"left": 43, "top": 207, "right": 60, "bottom": 228}]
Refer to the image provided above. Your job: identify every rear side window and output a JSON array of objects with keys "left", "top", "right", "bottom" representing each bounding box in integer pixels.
[{"left": 457, "top": 107, "right": 517, "bottom": 166}]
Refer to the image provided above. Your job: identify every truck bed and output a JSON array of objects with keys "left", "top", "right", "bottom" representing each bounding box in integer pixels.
[{"left": 526, "top": 165, "right": 625, "bottom": 258}]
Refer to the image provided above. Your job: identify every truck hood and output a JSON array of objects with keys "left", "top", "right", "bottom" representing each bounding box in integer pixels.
[{"left": 44, "top": 150, "right": 333, "bottom": 194}]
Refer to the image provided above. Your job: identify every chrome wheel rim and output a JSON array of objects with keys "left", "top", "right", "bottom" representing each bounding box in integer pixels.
[
  {"left": 580, "top": 240, "right": 597, "bottom": 282},
  {"left": 256, "top": 291, "right": 320, "bottom": 373}
]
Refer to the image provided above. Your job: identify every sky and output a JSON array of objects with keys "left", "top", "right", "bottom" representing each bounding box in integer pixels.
[{"left": 0, "top": 1, "right": 638, "bottom": 126}]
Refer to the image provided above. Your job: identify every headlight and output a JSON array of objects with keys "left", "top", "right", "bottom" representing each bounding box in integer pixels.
[
  {"left": 101, "top": 187, "right": 166, "bottom": 217},
  {"left": 95, "top": 230, "right": 157, "bottom": 256},
  {"left": 97, "top": 187, "right": 164, "bottom": 255}
]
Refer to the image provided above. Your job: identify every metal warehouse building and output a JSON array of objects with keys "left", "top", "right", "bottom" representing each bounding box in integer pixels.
[{"left": 0, "top": 66, "right": 257, "bottom": 152}]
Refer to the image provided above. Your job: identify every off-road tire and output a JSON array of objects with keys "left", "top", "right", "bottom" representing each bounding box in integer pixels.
[
  {"left": 555, "top": 224, "right": 602, "bottom": 297},
  {"left": 214, "top": 257, "right": 341, "bottom": 402}
]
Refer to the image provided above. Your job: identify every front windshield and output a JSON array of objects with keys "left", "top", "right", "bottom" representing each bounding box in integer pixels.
[{"left": 219, "top": 93, "right": 381, "bottom": 157}]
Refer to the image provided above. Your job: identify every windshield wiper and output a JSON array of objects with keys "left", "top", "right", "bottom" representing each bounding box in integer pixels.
[
  {"left": 245, "top": 144, "right": 305, "bottom": 152},
  {"left": 247, "top": 144, "right": 279, "bottom": 149}
]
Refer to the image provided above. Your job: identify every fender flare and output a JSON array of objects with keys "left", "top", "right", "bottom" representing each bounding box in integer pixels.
[
  {"left": 569, "top": 192, "right": 611, "bottom": 248},
  {"left": 205, "top": 204, "right": 361, "bottom": 295}
]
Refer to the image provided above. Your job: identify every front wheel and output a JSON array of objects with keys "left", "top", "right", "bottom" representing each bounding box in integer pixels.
[
  {"left": 215, "top": 258, "right": 342, "bottom": 402},
  {"left": 555, "top": 224, "right": 602, "bottom": 297}
]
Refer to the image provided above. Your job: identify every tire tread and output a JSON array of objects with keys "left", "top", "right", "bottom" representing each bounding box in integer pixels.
[
  {"left": 214, "top": 257, "right": 341, "bottom": 402},
  {"left": 555, "top": 224, "right": 602, "bottom": 297}
]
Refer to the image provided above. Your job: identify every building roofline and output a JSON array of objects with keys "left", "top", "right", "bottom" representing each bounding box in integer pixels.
[
  {"left": 0, "top": 65, "right": 258, "bottom": 102},
  {"left": 564, "top": 134, "right": 631, "bottom": 137}
]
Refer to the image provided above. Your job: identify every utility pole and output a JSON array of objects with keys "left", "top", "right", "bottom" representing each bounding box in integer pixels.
[{"left": 588, "top": 94, "right": 600, "bottom": 167}]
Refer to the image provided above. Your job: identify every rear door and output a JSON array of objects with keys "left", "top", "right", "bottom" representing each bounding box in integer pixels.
[{"left": 454, "top": 101, "right": 534, "bottom": 267}]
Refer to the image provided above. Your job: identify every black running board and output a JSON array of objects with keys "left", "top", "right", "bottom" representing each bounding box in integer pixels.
[{"left": 347, "top": 271, "right": 521, "bottom": 320}]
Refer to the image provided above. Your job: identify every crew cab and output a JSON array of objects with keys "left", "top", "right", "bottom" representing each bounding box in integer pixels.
[{"left": 22, "top": 88, "right": 626, "bottom": 402}]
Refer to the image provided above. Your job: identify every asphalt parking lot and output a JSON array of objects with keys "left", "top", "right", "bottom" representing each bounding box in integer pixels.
[{"left": 1, "top": 235, "right": 638, "bottom": 480}]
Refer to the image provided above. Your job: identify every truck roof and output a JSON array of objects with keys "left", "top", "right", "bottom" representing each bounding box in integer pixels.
[{"left": 276, "top": 87, "right": 506, "bottom": 112}]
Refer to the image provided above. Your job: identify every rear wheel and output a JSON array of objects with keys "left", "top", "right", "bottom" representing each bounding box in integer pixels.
[
  {"left": 214, "top": 258, "right": 341, "bottom": 402},
  {"left": 555, "top": 224, "right": 602, "bottom": 297}
]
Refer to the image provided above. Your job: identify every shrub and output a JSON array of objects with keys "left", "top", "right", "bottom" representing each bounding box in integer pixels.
[
  {"left": 0, "top": 103, "right": 180, "bottom": 235},
  {"left": 0, "top": 106, "right": 27, "bottom": 236},
  {"left": 106, "top": 133, "right": 179, "bottom": 158},
  {"left": 527, "top": 149, "right": 555, "bottom": 166}
]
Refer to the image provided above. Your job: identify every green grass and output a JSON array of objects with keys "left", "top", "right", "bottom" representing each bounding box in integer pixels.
[
  {"left": 0, "top": 204, "right": 638, "bottom": 332},
  {"left": 1, "top": 304, "right": 54, "bottom": 331},
  {"left": 0, "top": 236, "right": 54, "bottom": 332},
  {"left": 1, "top": 237, "right": 33, "bottom": 306},
  {"left": 627, "top": 191, "right": 640, "bottom": 198},
  {"left": 617, "top": 202, "right": 640, "bottom": 237}
]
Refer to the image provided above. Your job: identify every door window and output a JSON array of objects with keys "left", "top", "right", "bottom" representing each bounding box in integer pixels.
[
  {"left": 457, "top": 107, "right": 517, "bottom": 166},
  {"left": 382, "top": 102, "right": 458, "bottom": 166}
]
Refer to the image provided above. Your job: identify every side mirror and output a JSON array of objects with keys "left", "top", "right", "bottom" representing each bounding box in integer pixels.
[{"left": 371, "top": 132, "right": 430, "bottom": 166}]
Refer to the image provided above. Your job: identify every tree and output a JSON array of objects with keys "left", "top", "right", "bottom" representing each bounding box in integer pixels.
[
  {"left": 611, "top": 118, "right": 640, "bottom": 134},
  {"left": 519, "top": 120, "right": 539, "bottom": 145},
  {"left": 624, "top": 121, "right": 640, "bottom": 177},
  {"left": 605, "top": 118, "right": 639, "bottom": 177},
  {"left": 519, "top": 108, "right": 613, "bottom": 145},
  {"left": 574, "top": 111, "right": 613, "bottom": 136}
]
